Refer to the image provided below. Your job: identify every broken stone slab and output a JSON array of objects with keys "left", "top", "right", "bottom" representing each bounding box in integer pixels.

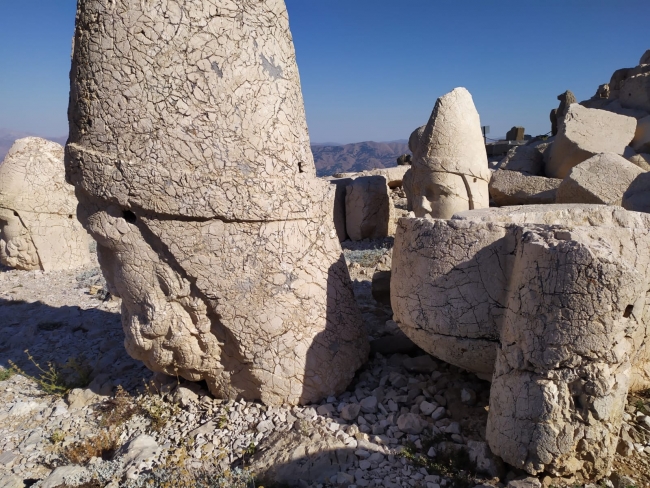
[
  {"left": 406, "top": 88, "right": 490, "bottom": 218},
  {"left": 505, "top": 126, "right": 525, "bottom": 141},
  {"left": 0, "top": 138, "right": 92, "bottom": 271},
  {"left": 392, "top": 205, "right": 650, "bottom": 477},
  {"left": 545, "top": 104, "right": 637, "bottom": 178},
  {"left": 67, "top": 0, "right": 367, "bottom": 405},
  {"left": 632, "top": 115, "right": 650, "bottom": 154},
  {"left": 489, "top": 170, "right": 561, "bottom": 206},
  {"left": 556, "top": 153, "right": 643, "bottom": 206},
  {"left": 345, "top": 175, "right": 395, "bottom": 241}
]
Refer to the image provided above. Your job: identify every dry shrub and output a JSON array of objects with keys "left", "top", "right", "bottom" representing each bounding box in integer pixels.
[
  {"left": 97, "top": 385, "right": 141, "bottom": 428},
  {"left": 61, "top": 428, "right": 120, "bottom": 465}
]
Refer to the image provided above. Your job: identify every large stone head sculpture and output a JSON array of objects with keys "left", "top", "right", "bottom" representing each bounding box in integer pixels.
[
  {"left": 66, "top": 0, "right": 367, "bottom": 405},
  {"left": 406, "top": 87, "right": 490, "bottom": 219},
  {"left": 0, "top": 137, "right": 91, "bottom": 271}
]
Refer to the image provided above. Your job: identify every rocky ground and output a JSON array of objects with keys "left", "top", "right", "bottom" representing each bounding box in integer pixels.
[{"left": 0, "top": 243, "right": 649, "bottom": 488}]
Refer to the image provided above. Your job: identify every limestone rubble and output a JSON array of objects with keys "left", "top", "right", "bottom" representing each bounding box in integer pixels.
[{"left": 65, "top": 0, "right": 367, "bottom": 405}]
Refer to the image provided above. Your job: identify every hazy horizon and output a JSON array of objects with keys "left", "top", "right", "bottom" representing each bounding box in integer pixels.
[{"left": 1, "top": 1, "right": 649, "bottom": 144}]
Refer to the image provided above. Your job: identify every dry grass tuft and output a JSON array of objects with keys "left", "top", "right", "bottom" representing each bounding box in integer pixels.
[{"left": 61, "top": 428, "right": 120, "bottom": 465}]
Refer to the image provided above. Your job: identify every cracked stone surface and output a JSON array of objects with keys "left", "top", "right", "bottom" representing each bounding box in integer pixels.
[
  {"left": 0, "top": 137, "right": 92, "bottom": 271},
  {"left": 545, "top": 104, "right": 637, "bottom": 179},
  {"left": 65, "top": 0, "right": 367, "bottom": 405},
  {"left": 391, "top": 204, "right": 650, "bottom": 477},
  {"left": 403, "top": 87, "right": 490, "bottom": 219}
]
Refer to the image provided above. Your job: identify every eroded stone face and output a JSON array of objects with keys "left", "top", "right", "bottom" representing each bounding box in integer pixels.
[
  {"left": 406, "top": 88, "right": 490, "bottom": 219},
  {"left": 66, "top": 0, "right": 367, "bottom": 405},
  {"left": 0, "top": 137, "right": 91, "bottom": 271},
  {"left": 391, "top": 205, "right": 650, "bottom": 477}
]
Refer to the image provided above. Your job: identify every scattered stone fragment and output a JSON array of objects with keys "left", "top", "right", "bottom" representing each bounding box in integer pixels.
[{"left": 397, "top": 413, "right": 427, "bottom": 434}]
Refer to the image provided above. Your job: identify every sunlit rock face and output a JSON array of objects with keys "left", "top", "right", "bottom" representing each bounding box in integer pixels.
[
  {"left": 0, "top": 137, "right": 91, "bottom": 271},
  {"left": 66, "top": 0, "right": 368, "bottom": 406},
  {"left": 404, "top": 87, "right": 490, "bottom": 219},
  {"left": 391, "top": 204, "right": 650, "bottom": 478}
]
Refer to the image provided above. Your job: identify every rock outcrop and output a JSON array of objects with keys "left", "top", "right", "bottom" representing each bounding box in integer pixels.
[
  {"left": 392, "top": 205, "right": 650, "bottom": 477},
  {"left": 65, "top": 0, "right": 367, "bottom": 405},
  {"left": 556, "top": 153, "right": 644, "bottom": 206},
  {"left": 404, "top": 88, "right": 490, "bottom": 218},
  {"left": 545, "top": 104, "right": 636, "bottom": 178},
  {"left": 489, "top": 170, "right": 561, "bottom": 206},
  {"left": 0, "top": 137, "right": 91, "bottom": 271}
]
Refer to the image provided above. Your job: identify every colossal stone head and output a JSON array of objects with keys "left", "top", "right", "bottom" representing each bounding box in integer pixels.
[
  {"left": 406, "top": 87, "right": 490, "bottom": 219},
  {"left": 66, "top": 0, "right": 368, "bottom": 405},
  {"left": 0, "top": 137, "right": 91, "bottom": 271}
]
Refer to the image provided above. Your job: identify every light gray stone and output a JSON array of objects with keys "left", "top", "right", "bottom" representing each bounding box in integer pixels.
[
  {"left": 345, "top": 175, "right": 395, "bottom": 241},
  {"left": 397, "top": 413, "right": 427, "bottom": 435},
  {"left": 556, "top": 153, "right": 643, "bottom": 206},
  {"left": 489, "top": 170, "right": 561, "bottom": 206},
  {"left": 545, "top": 104, "right": 636, "bottom": 178}
]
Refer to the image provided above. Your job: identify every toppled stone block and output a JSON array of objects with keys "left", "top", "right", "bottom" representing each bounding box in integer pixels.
[
  {"left": 392, "top": 205, "right": 650, "bottom": 477},
  {"left": 0, "top": 138, "right": 92, "bottom": 271},
  {"left": 489, "top": 170, "right": 561, "bottom": 206},
  {"left": 546, "top": 104, "right": 636, "bottom": 178},
  {"left": 406, "top": 88, "right": 490, "bottom": 218},
  {"left": 498, "top": 144, "right": 547, "bottom": 176},
  {"left": 506, "top": 126, "right": 525, "bottom": 141},
  {"left": 345, "top": 175, "right": 395, "bottom": 241},
  {"left": 556, "top": 153, "right": 643, "bottom": 206},
  {"left": 66, "top": 0, "right": 367, "bottom": 405}
]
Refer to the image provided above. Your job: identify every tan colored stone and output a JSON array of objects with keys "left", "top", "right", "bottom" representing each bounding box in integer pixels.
[
  {"left": 489, "top": 170, "right": 561, "bottom": 206},
  {"left": 345, "top": 175, "right": 395, "bottom": 241},
  {"left": 556, "top": 153, "right": 643, "bottom": 206},
  {"left": 66, "top": 0, "right": 367, "bottom": 405},
  {"left": 333, "top": 166, "right": 409, "bottom": 188},
  {"left": 407, "top": 88, "right": 490, "bottom": 218},
  {"left": 620, "top": 71, "right": 650, "bottom": 113},
  {"left": 0, "top": 137, "right": 92, "bottom": 271},
  {"left": 392, "top": 205, "right": 650, "bottom": 477},
  {"left": 545, "top": 104, "right": 636, "bottom": 178}
]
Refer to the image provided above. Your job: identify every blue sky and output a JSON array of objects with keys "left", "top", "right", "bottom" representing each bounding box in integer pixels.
[{"left": 0, "top": 1, "right": 648, "bottom": 143}]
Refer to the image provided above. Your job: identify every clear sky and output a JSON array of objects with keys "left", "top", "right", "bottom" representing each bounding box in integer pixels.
[{"left": 0, "top": 0, "right": 648, "bottom": 143}]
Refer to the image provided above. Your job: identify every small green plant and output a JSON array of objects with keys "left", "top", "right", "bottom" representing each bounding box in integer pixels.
[
  {"left": 137, "top": 381, "right": 180, "bottom": 432},
  {"left": 0, "top": 367, "right": 15, "bottom": 382},
  {"left": 216, "top": 414, "right": 229, "bottom": 429},
  {"left": 8, "top": 350, "right": 93, "bottom": 396},
  {"left": 50, "top": 430, "right": 65, "bottom": 443}
]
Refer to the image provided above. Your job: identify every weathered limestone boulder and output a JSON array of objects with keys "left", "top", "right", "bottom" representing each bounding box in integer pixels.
[
  {"left": 498, "top": 145, "right": 544, "bottom": 176},
  {"left": 619, "top": 70, "right": 650, "bottom": 113},
  {"left": 392, "top": 205, "right": 650, "bottom": 477},
  {"left": 345, "top": 175, "right": 395, "bottom": 241},
  {"left": 66, "top": 0, "right": 367, "bottom": 405},
  {"left": 489, "top": 170, "right": 561, "bottom": 206},
  {"left": 545, "top": 104, "right": 636, "bottom": 178},
  {"left": 505, "top": 126, "right": 525, "bottom": 141},
  {"left": 550, "top": 90, "right": 576, "bottom": 136},
  {"left": 632, "top": 115, "right": 650, "bottom": 153},
  {"left": 556, "top": 153, "right": 643, "bottom": 206},
  {"left": 0, "top": 137, "right": 91, "bottom": 271},
  {"left": 406, "top": 88, "right": 490, "bottom": 218}
]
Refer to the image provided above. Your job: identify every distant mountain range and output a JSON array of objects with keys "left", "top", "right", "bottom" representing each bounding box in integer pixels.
[
  {"left": 0, "top": 129, "right": 67, "bottom": 161},
  {"left": 1, "top": 129, "right": 409, "bottom": 178},
  {"left": 312, "top": 140, "right": 410, "bottom": 177}
]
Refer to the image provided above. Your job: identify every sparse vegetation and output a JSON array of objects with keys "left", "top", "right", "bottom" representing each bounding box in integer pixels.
[
  {"left": 7, "top": 350, "right": 93, "bottom": 395},
  {"left": 50, "top": 430, "right": 65, "bottom": 444},
  {"left": 0, "top": 366, "right": 15, "bottom": 381},
  {"left": 61, "top": 428, "right": 120, "bottom": 465},
  {"left": 399, "top": 433, "right": 477, "bottom": 488},
  {"left": 344, "top": 248, "right": 388, "bottom": 268}
]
